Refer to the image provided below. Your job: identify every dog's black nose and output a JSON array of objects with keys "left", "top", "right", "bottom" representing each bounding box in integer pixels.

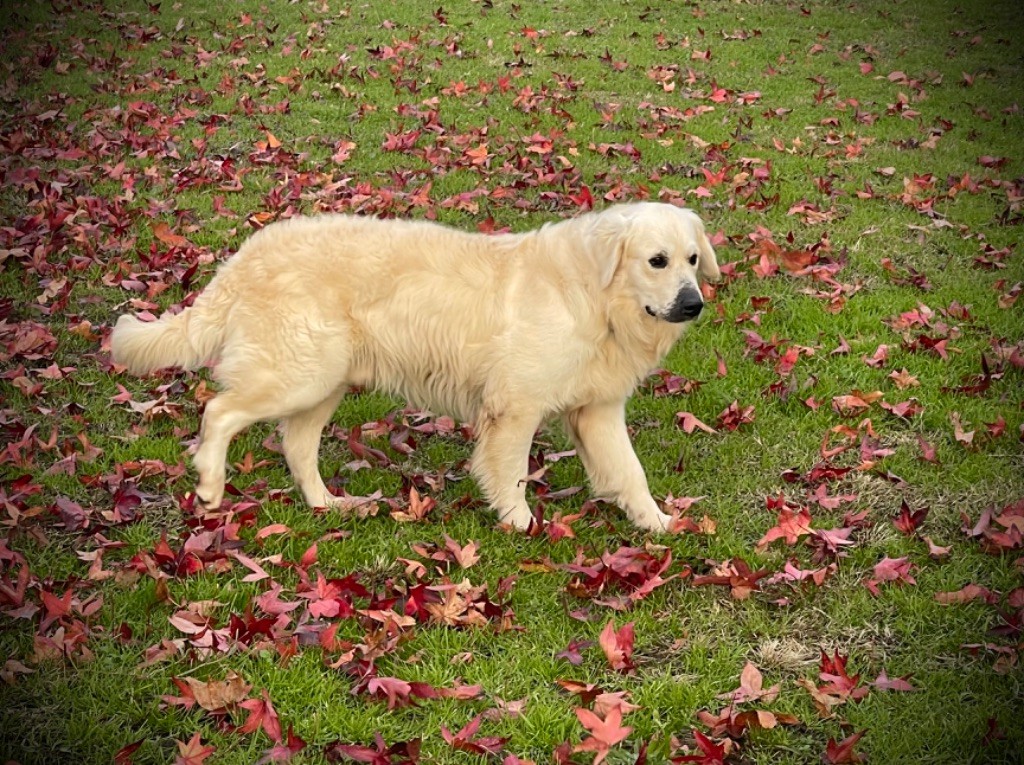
[{"left": 666, "top": 288, "right": 704, "bottom": 323}]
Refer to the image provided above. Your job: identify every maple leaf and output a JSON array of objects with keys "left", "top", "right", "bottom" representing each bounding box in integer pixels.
[
  {"left": 715, "top": 401, "right": 755, "bottom": 431},
  {"left": 692, "top": 558, "right": 770, "bottom": 600},
  {"left": 366, "top": 677, "right": 415, "bottom": 709},
  {"left": 870, "top": 669, "right": 916, "bottom": 692},
  {"left": 831, "top": 391, "right": 882, "bottom": 417},
  {"left": 672, "top": 729, "right": 728, "bottom": 764},
  {"left": 808, "top": 526, "right": 857, "bottom": 561},
  {"left": 598, "top": 619, "right": 635, "bottom": 673},
  {"left": 228, "top": 549, "right": 271, "bottom": 583},
  {"left": 390, "top": 487, "right": 435, "bottom": 523},
  {"left": 114, "top": 739, "right": 144, "bottom": 765},
  {"left": 934, "top": 584, "right": 998, "bottom": 605},
  {"left": 815, "top": 650, "right": 870, "bottom": 709},
  {"left": 922, "top": 536, "right": 952, "bottom": 559},
  {"left": 325, "top": 734, "right": 421, "bottom": 764},
  {"left": 443, "top": 535, "right": 481, "bottom": 569},
  {"left": 573, "top": 706, "right": 632, "bottom": 765},
  {"left": 255, "top": 583, "right": 302, "bottom": 616},
  {"left": 238, "top": 688, "right": 283, "bottom": 742},
  {"left": 151, "top": 220, "right": 190, "bottom": 248},
  {"left": 423, "top": 586, "right": 470, "bottom": 626},
  {"left": 717, "top": 661, "right": 780, "bottom": 704},
  {"left": 331, "top": 139, "right": 357, "bottom": 164},
  {"left": 257, "top": 725, "right": 307, "bottom": 764},
  {"left": 824, "top": 730, "right": 867, "bottom": 764},
  {"left": 174, "top": 733, "right": 215, "bottom": 765},
  {"left": 185, "top": 670, "right": 251, "bottom": 711},
  {"left": 441, "top": 714, "right": 508, "bottom": 756},
  {"left": 38, "top": 587, "right": 74, "bottom": 632},
  {"left": 950, "top": 412, "right": 976, "bottom": 446},
  {"left": 915, "top": 434, "right": 939, "bottom": 463},
  {"left": 863, "top": 556, "right": 916, "bottom": 596},
  {"left": 556, "top": 638, "right": 594, "bottom": 665},
  {"left": 756, "top": 504, "right": 813, "bottom": 551},
  {"left": 556, "top": 679, "right": 603, "bottom": 706},
  {"left": 676, "top": 411, "right": 717, "bottom": 434},
  {"left": 766, "top": 559, "right": 837, "bottom": 588},
  {"left": 892, "top": 499, "right": 929, "bottom": 536},
  {"left": 593, "top": 691, "right": 640, "bottom": 718}
]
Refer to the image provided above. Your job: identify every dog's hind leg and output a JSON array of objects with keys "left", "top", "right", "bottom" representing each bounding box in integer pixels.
[
  {"left": 281, "top": 388, "right": 346, "bottom": 508},
  {"left": 194, "top": 357, "right": 349, "bottom": 510},
  {"left": 193, "top": 389, "right": 280, "bottom": 510}
]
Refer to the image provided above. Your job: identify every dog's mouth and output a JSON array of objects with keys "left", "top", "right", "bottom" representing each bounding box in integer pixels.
[{"left": 645, "top": 306, "right": 657, "bottom": 318}]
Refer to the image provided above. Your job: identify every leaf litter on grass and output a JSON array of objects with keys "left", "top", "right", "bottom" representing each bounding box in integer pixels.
[{"left": 1, "top": 0, "right": 1023, "bottom": 763}]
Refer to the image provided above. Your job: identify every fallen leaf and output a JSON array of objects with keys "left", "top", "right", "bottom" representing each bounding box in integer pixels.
[
  {"left": 598, "top": 619, "right": 635, "bottom": 673},
  {"left": 573, "top": 705, "right": 632, "bottom": 765},
  {"left": 824, "top": 730, "right": 867, "bottom": 764},
  {"left": 175, "top": 733, "right": 216, "bottom": 765},
  {"left": 185, "top": 671, "right": 251, "bottom": 711}
]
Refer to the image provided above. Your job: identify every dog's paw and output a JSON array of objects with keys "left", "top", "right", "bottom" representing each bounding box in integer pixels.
[
  {"left": 496, "top": 505, "right": 534, "bottom": 531},
  {"left": 630, "top": 510, "right": 673, "bottom": 533},
  {"left": 194, "top": 488, "right": 224, "bottom": 511}
]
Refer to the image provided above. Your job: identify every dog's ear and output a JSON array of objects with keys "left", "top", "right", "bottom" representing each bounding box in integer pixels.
[
  {"left": 674, "top": 206, "right": 720, "bottom": 283},
  {"left": 696, "top": 226, "right": 721, "bottom": 283},
  {"left": 585, "top": 210, "right": 630, "bottom": 290}
]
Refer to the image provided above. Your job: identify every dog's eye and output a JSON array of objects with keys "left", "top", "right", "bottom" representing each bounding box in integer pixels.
[
  {"left": 688, "top": 253, "right": 699, "bottom": 266},
  {"left": 648, "top": 253, "right": 669, "bottom": 269}
]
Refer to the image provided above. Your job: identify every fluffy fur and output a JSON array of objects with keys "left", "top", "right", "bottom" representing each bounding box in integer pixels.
[{"left": 111, "top": 202, "right": 720, "bottom": 530}]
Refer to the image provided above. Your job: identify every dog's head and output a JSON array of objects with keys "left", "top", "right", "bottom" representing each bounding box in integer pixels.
[{"left": 589, "top": 202, "right": 720, "bottom": 323}]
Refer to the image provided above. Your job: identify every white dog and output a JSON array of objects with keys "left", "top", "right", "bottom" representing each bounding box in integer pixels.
[{"left": 111, "top": 202, "right": 720, "bottom": 530}]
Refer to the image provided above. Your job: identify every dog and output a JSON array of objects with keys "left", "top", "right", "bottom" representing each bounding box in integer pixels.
[{"left": 111, "top": 202, "right": 720, "bottom": 530}]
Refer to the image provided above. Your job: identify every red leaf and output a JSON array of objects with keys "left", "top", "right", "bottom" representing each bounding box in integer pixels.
[
  {"left": 574, "top": 706, "right": 633, "bottom": 765},
  {"left": 366, "top": 677, "right": 414, "bottom": 709},
  {"left": 676, "top": 411, "right": 717, "bottom": 434},
  {"left": 441, "top": 714, "right": 508, "bottom": 756},
  {"left": 892, "top": 500, "right": 929, "bottom": 536},
  {"left": 864, "top": 556, "right": 916, "bottom": 595},
  {"left": 299, "top": 542, "right": 318, "bottom": 569},
  {"left": 174, "top": 733, "right": 216, "bottom": 765},
  {"left": 257, "top": 725, "right": 307, "bottom": 764},
  {"left": 717, "top": 661, "right": 780, "bottom": 704},
  {"left": 443, "top": 535, "right": 480, "bottom": 569},
  {"left": 239, "top": 689, "right": 283, "bottom": 742},
  {"left": 950, "top": 412, "right": 975, "bottom": 446},
  {"left": 870, "top": 669, "right": 915, "bottom": 692},
  {"left": 114, "top": 739, "right": 145, "bottom": 765},
  {"left": 978, "top": 155, "right": 1008, "bottom": 169},
  {"left": 598, "top": 619, "right": 635, "bottom": 673},
  {"left": 824, "top": 730, "right": 867, "bottom": 764},
  {"left": 923, "top": 536, "right": 952, "bottom": 559},
  {"left": 673, "top": 729, "right": 727, "bottom": 764},
  {"left": 715, "top": 401, "right": 755, "bottom": 431},
  {"left": 556, "top": 639, "right": 594, "bottom": 665},
  {"left": 692, "top": 557, "right": 770, "bottom": 600},
  {"left": 325, "top": 734, "right": 421, "bottom": 764},
  {"left": 756, "top": 505, "right": 813, "bottom": 551},
  {"left": 915, "top": 434, "right": 939, "bottom": 463}
]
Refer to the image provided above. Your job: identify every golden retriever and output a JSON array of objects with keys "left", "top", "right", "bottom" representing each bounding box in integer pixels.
[{"left": 111, "top": 202, "right": 720, "bottom": 530}]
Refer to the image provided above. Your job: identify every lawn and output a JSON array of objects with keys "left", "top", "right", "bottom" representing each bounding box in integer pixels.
[{"left": 1, "top": 0, "right": 1022, "bottom": 763}]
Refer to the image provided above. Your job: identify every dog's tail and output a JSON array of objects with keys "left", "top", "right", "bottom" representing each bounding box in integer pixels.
[{"left": 110, "top": 284, "right": 232, "bottom": 376}]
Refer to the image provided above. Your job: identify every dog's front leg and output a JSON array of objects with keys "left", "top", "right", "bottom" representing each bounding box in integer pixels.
[
  {"left": 565, "top": 401, "right": 671, "bottom": 531},
  {"left": 471, "top": 407, "right": 542, "bottom": 530}
]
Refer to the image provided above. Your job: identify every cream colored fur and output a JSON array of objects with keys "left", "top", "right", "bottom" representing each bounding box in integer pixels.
[{"left": 110, "top": 202, "right": 720, "bottom": 530}]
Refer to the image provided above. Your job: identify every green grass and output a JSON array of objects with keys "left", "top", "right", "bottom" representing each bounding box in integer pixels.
[{"left": 1, "top": 0, "right": 1023, "bottom": 763}]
